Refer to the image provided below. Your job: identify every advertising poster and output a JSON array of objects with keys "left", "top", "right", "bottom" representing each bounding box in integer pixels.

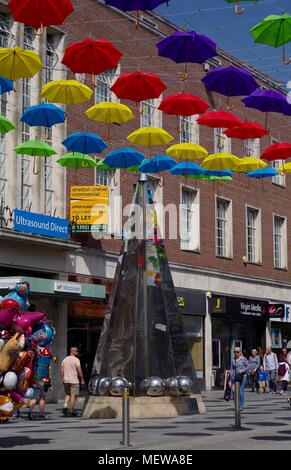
[
  {"left": 70, "top": 185, "right": 109, "bottom": 233},
  {"left": 271, "top": 328, "right": 282, "bottom": 349}
]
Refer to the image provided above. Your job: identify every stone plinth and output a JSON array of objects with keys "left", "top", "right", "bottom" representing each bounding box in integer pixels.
[{"left": 82, "top": 395, "right": 206, "bottom": 419}]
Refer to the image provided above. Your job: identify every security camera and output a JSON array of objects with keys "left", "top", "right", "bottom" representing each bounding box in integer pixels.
[{"left": 206, "top": 291, "right": 212, "bottom": 298}]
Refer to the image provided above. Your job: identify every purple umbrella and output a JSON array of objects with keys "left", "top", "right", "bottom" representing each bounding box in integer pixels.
[
  {"left": 157, "top": 31, "right": 217, "bottom": 80},
  {"left": 242, "top": 89, "right": 290, "bottom": 128},
  {"left": 105, "top": 0, "right": 169, "bottom": 26},
  {"left": 202, "top": 66, "right": 259, "bottom": 109}
]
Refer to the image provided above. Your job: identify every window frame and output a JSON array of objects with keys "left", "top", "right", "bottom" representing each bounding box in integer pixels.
[
  {"left": 180, "top": 184, "right": 200, "bottom": 252},
  {"left": 179, "top": 115, "right": 199, "bottom": 144},
  {"left": 246, "top": 205, "right": 262, "bottom": 264},
  {"left": 215, "top": 196, "right": 233, "bottom": 259},
  {"left": 273, "top": 214, "right": 288, "bottom": 270}
]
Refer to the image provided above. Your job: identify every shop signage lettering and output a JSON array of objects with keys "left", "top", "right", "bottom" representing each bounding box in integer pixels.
[
  {"left": 70, "top": 185, "right": 109, "bottom": 234},
  {"left": 0, "top": 279, "right": 21, "bottom": 290},
  {"left": 240, "top": 302, "right": 265, "bottom": 317},
  {"left": 54, "top": 282, "right": 82, "bottom": 294},
  {"left": 175, "top": 288, "right": 206, "bottom": 316},
  {"left": 14, "top": 210, "right": 69, "bottom": 240},
  {"left": 177, "top": 296, "right": 185, "bottom": 308},
  {"left": 210, "top": 295, "right": 268, "bottom": 320},
  {"left": 268, "top": 304, "right": 285, "bottom": 319}
]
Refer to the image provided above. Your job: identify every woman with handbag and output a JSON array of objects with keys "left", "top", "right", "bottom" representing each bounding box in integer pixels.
[{"left": 230, "top": 348, "right": 249, "bottom": 411}]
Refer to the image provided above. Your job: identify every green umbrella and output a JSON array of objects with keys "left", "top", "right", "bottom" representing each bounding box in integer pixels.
[
  {"left": 95, "top": 158, "right": 110, "bottom": 170},
  {"left": 187, "top": 174, "right": 233, "bottom": 181},
  {"left": 15, "top": 139, "right": 56, "bottom": 175},
  {"left": 0, "top": 115, "right": 15, "bottom": 133},
  {"left": 250, "top": 13, "right": 291, "bottom": 64},
  {"left": 57, "top": 152, "right": 97, "bottom": 169},
  {"left": 225, "top": 0, "right": 258, "bottom": 16}
]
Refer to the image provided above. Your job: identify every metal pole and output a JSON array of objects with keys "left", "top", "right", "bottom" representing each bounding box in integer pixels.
[
  {"left": 234, "top": 381, "right": 241, "bottom": 429},
  {"left": 121, "top": 387, "right": 131, "bottom": 446}
]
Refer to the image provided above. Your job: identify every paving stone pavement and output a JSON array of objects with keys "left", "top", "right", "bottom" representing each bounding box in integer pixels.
[{"left": 1, "top": 389, "right": 291, "bottom": 450}]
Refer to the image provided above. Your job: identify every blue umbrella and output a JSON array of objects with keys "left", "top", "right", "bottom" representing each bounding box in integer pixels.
[
  {"left": 139, "top": 155, "right": 176, "bottom": 173},
  {"left": 104, "top": 147, "right": 145, "bottom": 169},
  {"left": 205, "top": 170, "right": 233, "bottom": 177},
  {"left": 62, "top": 132, "right": 107, "bottom": 154},
  {"left": 21, "top": 103, "right": 65, "bottom": 128},
  {"left": 0, "top": 77, "right": 13, "bottom": 95},
  {"left": 246, "top": 167, "right": 279, "bottom": 178},
  {"left": 170, "top": 162, "right": 207, "bottom": 176}
]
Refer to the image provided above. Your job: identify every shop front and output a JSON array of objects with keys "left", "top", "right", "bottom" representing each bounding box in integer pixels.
[
  {"left": 210, "top": 295, "right": 268, "bottom": 387},
  {"left": 269, "top": 304, "right": 291, "bottom": 355}
]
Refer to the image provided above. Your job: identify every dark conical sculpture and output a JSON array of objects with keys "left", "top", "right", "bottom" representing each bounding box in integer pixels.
[{"left": 88, "top": 175, "right": 200, "bottom": 398}]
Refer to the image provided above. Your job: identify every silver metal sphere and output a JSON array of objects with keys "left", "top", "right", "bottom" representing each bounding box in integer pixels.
[
  {"left": 88, "top": 375, "right": 99, "bottom": 395},
  {"left": 98, "top": 377, "right": 111, "bottom": 396},
  {"left": 165, "top": 376, "right": 180, "bottom": 396},
  {"left": 177, "top": 376, "right": 193, "bottom": 396},
  {"left": 140, "top": 376, "right": 165, "bottom": 397},
  {"left": 109, "top": 376, "right": 129, "bottom": 397}
]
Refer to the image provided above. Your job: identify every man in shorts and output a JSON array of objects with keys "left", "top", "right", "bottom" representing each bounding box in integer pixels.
[
  {"left": 61, "top": 346, "right": 85, "bottom": 416},
  {"left": 28, "top": 380, "right": 50, "bottom": 421}
]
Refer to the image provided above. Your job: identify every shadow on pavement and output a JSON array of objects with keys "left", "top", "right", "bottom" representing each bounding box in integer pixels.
[{"left": 0, "top": 436, "right": 51, "bottom": 448}]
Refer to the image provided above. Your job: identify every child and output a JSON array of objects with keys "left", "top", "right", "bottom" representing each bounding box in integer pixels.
[
  {"left": 257, "top": 365, "right": 268, "bottom": 393},
  {"left": 278, "top": 359, "right": 290, "bottom": 396}
]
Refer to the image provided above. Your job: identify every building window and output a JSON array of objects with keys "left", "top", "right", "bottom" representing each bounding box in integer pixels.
[
  {"left": 274, "top": 215, "right": 287, "bottom": 269},
  {"left": 95, "top": 66, "right": 120, "bottom": 104},
  {"left": 214, "top": 128, "right": 231, "bottom": 153},
  {"left": 0, "top": 90, "right": 7, "bottom": 206},
  {"left": 271, "top": 138, "right": 286, "bottom": 187},
  {"left": 95, "top": 158, "right": 114, "bottom": 186},
  {"left": 246, "top": 207, "right": 261, "bottom": 264},
  {"left": 245, "top": 138, "right": 260, "bottom": 157},
  {"left": 216, "top": 198, "right": 232, "bottom": 258},
  {"left": 180, "top": 116, "right": 199, "bottom": 144},
  {"left": 180, "top": 187, "right": 199, "bottom": 251},
  {"left": 140, "top": 98, "right": 162, "bottom": 128},
  {"left": 0, "top": 14, "right": 12, "bottom": 48}
]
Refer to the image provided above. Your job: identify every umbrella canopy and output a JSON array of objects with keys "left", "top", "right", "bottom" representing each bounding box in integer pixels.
[
  {"left": 206, "top": 170, "right": 233, "bottom": 177},
  {"left": 95, "top": 158, "right": 110, "bottom": 170},
  {"left": 235, "top": 157, "right": 267, "bottom": 173},
  {"left": 242, "top": 89, "right": 288, "bottom": 113},
  {"left": 14, "top": 140, "right": 56, "bottom": 157},
  {"left": 127, "top": 127, "right": 174, "bottom": 147},
  {"left": 201, "top": 152, "right": 240, "bottom": 171},
  {"left": 278, "top": 162, "right": 291, "bottom": 173},
  {"left": 8, "top": 0, "right": 74, "bottom": 29},
  {"left": 246, "top": 167, "right": 279, "bottom": 178},
  {"left": 57, "top": 152, "right": 97, "bottom": 169},
  {"left": 225, "top": 0, "right": 258, "bottom": 15},
  {"left": 166, "top": 143, "right": 208, "bottom": 160},
  {"left": 250, "top": 13, "right": 291, "bottom": 64},
  {"left": 103, "top": 147, "right": 144, "bottom": 169},
  {"left": 139, "top": 155, "right": 176, "bottom": 173},
  {"left": 0, "top": 115, "right": 15, "bottom": 133},
  {"left": 197, "top": 110, "right": 242, "bottom": 129},
  {"left": 170, "top": 162, "right": 207, "bottom": 176},
  {"left": 0, "top": 77, "right": 13, "bottom": 95},
  {"left": 85, "top": 102, "right": 134, "bottom": 123},
  {"left": 62, "top": 132, "right": 107, "bottom": 154},
  {"left": 224, "top": 121, "right": 268, "bottom": 139},
  {"left": 62, "top": 39, "right": 122, "bottom": 75},
  {"left": 0, "top": 47, "right": 43, "bottom": 80},
  {"left": 158, "top": 93, "right": 209, "bottom": 116},
  {"left": 105, "top": 0, "right": 168, "bottom": 10},
  {"left": 157, "top": 31, "right": 217, "bottom": 64},
  {"left": 260, "top": 142, "right": 291, "bottom": 161},
  {"left": 21, "top": 103, "right": 65, "bottom": 128},
  {"left": 40, "top": 80, "right": 93, "bottom": 105},
  {"left": 110, "top": 71, "right": 166, "bottom": 103},
  {"left": 202, "top": 66, "right": 259, "bottom": 97}
]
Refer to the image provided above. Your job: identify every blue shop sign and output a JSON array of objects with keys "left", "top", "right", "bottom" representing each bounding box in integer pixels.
[{"left": 14, "top": 210, "right": 69, "bottom": 240}]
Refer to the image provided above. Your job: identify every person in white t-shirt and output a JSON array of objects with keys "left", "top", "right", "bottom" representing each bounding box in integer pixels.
[{"left": 61, "top": 346, "right": 85, "bottom": 416}]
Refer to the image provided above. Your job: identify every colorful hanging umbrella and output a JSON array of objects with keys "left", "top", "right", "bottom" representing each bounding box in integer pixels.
[
  {"left": 62, "top": 132, "right": 107, "bottom": 154},
  {"left": 225, "top": 0, "right": 258, "bottom": 15},
  {"left": 0, "top": 77, "right": 13, "bottom": 95},
  {"left": 127, "top": 127, "right": 174, "bottom": 149},
  {"left": 0, "top": 115, "right": 15, "bottom": 133},
  {"left": 170, "top": 162, "right": 207, "bottom": 176},
  {"left": 250, "top": 13, "right": 291, "bottom": 64},
  {"left": 0, "top": 47, "right": 43, "bottom": 80},
  {"left": 21, "top": 103, "right": 65, "bottom": 128},
  {"left": 197, "top": 110, "right": 242, "bottom": 129},
  {"left": 246, "top": 167, "right": 279, "bottom": 178},
  {"left": 86, "top": 102, "right": 134, "bottom": 123},
  {"left": 15, "top": 140, "right": 56, "bottom": 175},
  {"left": 105, "top": 1, "right": 168, "bottom": 27},
  {"left": 166, "top": 143, "right": 208, "bottom": 161},
  {"left": 260, "top": 142, "right": 291, "bottom": 161},
  {"left": 62, "top": 39, "right": 122, "bottom": 79},
  {"left": 157, "top": 31, "right": 217, "bottom": 80},
  {"left": 206, "top": 170, "right": 233, "bottom": 177},
  {"left": 139, "top": 155, "right": 176, "bottom": 173},
  {"left": 57, "top": 152, "right": 97, "bottom": 169},
  {"left": 40, "top": 80, "right": 93, "bottom": 105},
  {"left": 235, "top": 157, "right": 267, "bottom": 173},
  {"left": 158, "top": 93, "right": 209, "bottom": 116},
  {"left": 202, "top": 66, "right": 259, "bottom": 108},
  {"left": 242, "top": 89, "right": 289, "bottom": 119},
  {"left": 110, "top": 71, "right": 166, "bottom": 103},
  {"left": 96, "top": 158, "right": 111, "bottom": 170},
  {"left": 201, "top": 152, "right": 240, "bottom": 171},
  {"left": 103, "top": 148, "right": 145, "bottom": 169},
  {"left": 8, "top": 0, "right": 74, "bottom": 29},
  {"left": 224, "top": 121, "right": 268, "bottom": 139},
  {"left": 278, "top": 162, "right": 291, "bottom": 173}
]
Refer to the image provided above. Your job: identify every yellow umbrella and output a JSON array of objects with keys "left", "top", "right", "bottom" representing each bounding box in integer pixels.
[
  {"left": 86, "top": 102, "right": 134, "bottom": 123},
  {"left": 40, "top": 80, "right": 93, "bottom": 105},
  {"left": 235, "top": 157, "right": 267, "bottom": 173},
  {"left": 127, "top": 127, "right": 174, "bottom": 147},
  {"left": 0, "top": 46, "right": 43, "bottom": 80},
  {"left": 201, "top": 152, "right": 240, "bottom": 171},
  {"left": 166, "top": 143, "right": 208, "bottom": 161},
  {"left": 278, "top": 162, "right": 291, "bottom": 172}
]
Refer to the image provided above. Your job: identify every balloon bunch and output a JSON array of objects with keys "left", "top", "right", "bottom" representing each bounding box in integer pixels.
[{"left": 0, "top": 281, "right": 56, "bottom": 423}]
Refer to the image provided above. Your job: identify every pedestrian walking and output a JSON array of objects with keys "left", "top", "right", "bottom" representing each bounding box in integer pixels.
[
  {"left": 248, "top": 349, "right": 260, "bottom": 392},
  {"left": 278, "top": 348, "right": 289, "bottom": 364},
  {"left": 278, "top": 359, "right": 290, "bottom": 396},
  {"left": 263, "top": 346, "right": 278, "bottom": 393},
  {"left": 257, "top": 365, "right": 268, "bottom": 393},
  {"left": 61, "top": 346, "right": 85, "bottom": 417},
  {"left": 230, "top": 347, "right": 249, "bottom": 411}
]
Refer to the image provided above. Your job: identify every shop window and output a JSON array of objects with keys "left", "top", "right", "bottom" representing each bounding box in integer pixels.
[
  {"left": 182, "top": 315, "right": 204, "bottom": 378},
  {"left": 273, "top": 215, "right": 287, "bottom": 269},
  {"left": 180, "top": 187, "right": 200, "bottom": 251},
  {"left": 216, "top": 197, "right": 232, "bottom": 258},
  {"left": 246, "top": 207, "right": 261, "bottom": 264},
  {"left": 212, "top": 339, "right": 221, "bottom": 369}
]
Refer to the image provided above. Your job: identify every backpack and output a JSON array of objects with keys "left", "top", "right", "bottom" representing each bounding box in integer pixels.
[{"left": 278, "top": 363, "right": 286, "bottom": 377}]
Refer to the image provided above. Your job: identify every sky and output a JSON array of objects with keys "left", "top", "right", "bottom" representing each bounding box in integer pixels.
[{"left": 156, "top": 0, "right": 291, "bottom": 87}]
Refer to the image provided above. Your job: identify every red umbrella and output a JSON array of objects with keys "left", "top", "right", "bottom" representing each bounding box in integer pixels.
[
  {"left": 197, "top": 110, "right": 242, "bottom": 129},
  {"left": 158, "top": 93, "right": 210, "bottom": 116},
  {"left": 62, "top": 39, "right": 122, "bottom": 77},
  {"left": 8, "top": 0, "right": 74, "bottom": 29},
  {"left": 224, "top": 121, "right": 268, "bottom": 139},
  {"left": 261, "top": 142, "right": 291, "bottom": 161},
  {"left": 110, "top": 71, "right": 166, "bottom": 103}
]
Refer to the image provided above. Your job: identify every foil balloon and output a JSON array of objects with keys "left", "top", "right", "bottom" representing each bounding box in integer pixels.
[
  {"left": 1, "top": 371, "right": 18, "bottom": 390},
  {"left": 11, "top": 310, "right": 46, "bottom": 336},
  {"left": 30, "top": 323, "right": 55, "bottom": 347},
  {"left": 0, "top": 339, "right": 4, "bottom": 351},
  {"left": 10, "top": 351, "right": 28, "bottom": 372},
  {"left": 2, "top": 282, "right": 30, "bottom": 312},
  {"left": 0, "top": 395, "right": 14, "bottom": 419},
  {"left": 17, "top": 367, "right": 33, "bottom": 394},
  {"left": 24, "top": 387, "right": 34, "bottom": 399},
  {"left": 0, "top": 333, "right": 25, "bottom": 373},
  {"left": 0, "top": 307, "right": 20, "bottom": 330}
]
